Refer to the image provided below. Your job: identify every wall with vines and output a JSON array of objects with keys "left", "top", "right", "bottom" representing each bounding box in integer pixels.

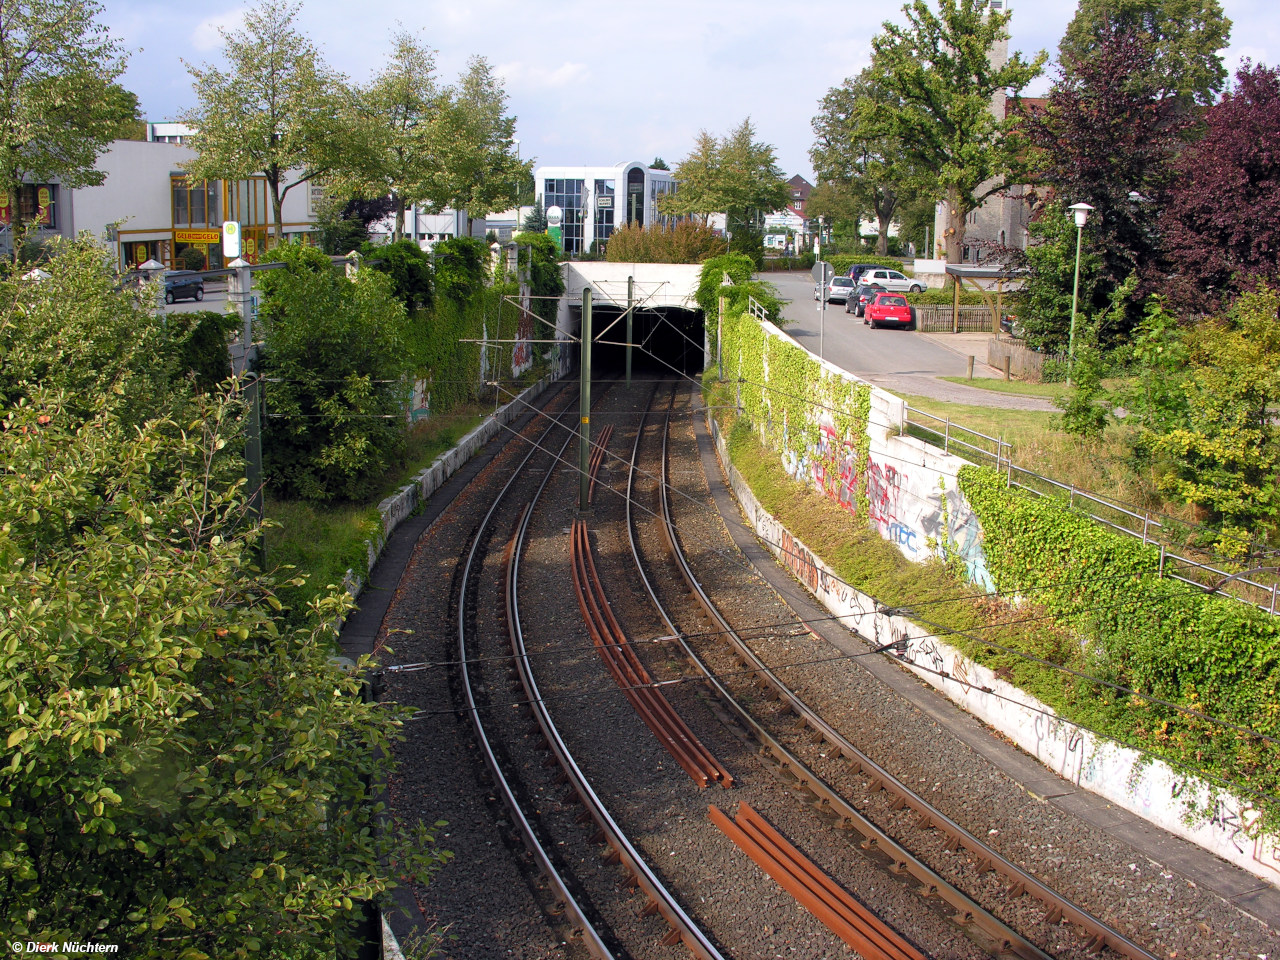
[{"left": 960, "top": 465, "right": 1280, "bottom": 847}]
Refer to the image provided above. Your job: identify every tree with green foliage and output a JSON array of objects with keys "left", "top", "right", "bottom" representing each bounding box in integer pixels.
[
  {"left": 183, "top": 0, "right": 355, "bottom": 245},
  {"left": 0, "top": 239, "right": 447, "bottom": 954},
  {"left": 659, "top": 119, "right": 790, "bottom": 230},
  {"left": 811, "top": 68, "right": 918, "bottom": 255},
  {"left": 435, "top": 56, "right": 526, "bottom": 234},
  {"left": 650, "top": 157, "right": 670, "bottom": 170},
  {"left": 257, "top": 242, "right": 413, "bottom": 502},
  {"left": 860, "top": 0, "right": 1044, "bottom": 263},
  {"left": 1138, "top": 285, "right": 1280, "bottom": 552},
  {"left": 0, "top": 0, "right": 133, "bottom": 255},
  {"left": 522, "top": 198, "right": 548, "bottom": 233},
  {"left": 344, "top": 29, "right": 448, "bottom": 243},
  {"left": 1020, "top": 205, "right": 1102, "bottom": 350},
  {"left": 1059, "top": 0, "right": 1231, "bottom": 108}
]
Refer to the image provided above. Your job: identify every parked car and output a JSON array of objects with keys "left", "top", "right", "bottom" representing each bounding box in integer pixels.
[
  {"left": 865, "top": 292, "right": 915, "bottom": 330},
  {"left": 845, "top": 283, "right": 885, "bottom": 318},
  {"left": 845, "top": 263, "right": 886, "bottom": 284},
  {"left": 164, "top": 270, "right": 204, "bottom": 304},
  {"left": 858, "top": 267, "right": 924, "bottom": 294},
  {"left": 813, "top": 274, "right": 856, "bottom": 303}
]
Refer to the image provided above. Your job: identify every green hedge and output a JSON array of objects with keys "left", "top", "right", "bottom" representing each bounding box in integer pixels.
[{"left": 959, "top": 465, "right": 1280, "bottom": 833}]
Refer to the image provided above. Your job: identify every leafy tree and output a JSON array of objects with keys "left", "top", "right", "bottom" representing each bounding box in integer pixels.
[
  {"left": 1021, "top": 205, "right": 1102, "bottom": 350},
  {"left": 1059, "top": 0, "right": 1231, "bottom": 108},
  {"left": 861, "top": 0, "right": 1045, "bottom": 263},
  {"left": 257, "top": 243, "right": 412, "bottom": 502},
  {"left": 0, "top": 0, "right": 132, "bottom": 254},
  {"left": 345, "top": 29, "right": 447, "bottom": 243},
  {"left": 1140, "top": 285, "right": 1280, "bottom": 551},
  {"left": 1016, "top": 24, "right": 1189, "bottom": 342},
  {"left": 430, "top": 235, "right": 488, "bottom": 303},
  {"left": 1160, "top": 62, "right": 1280, "bottom": 313},
  {"left": 659, "top": 118, "right": 790, "bottom": 228},
  {"left": 0, "top": 238, "right": 176, "bottom": 423},
  {"left": 435, "top": 56, "right": 526, "bottom": 234},
  {"left": 182, "top": 0, "right": 354, "bottom": 245},
  {"left": 650, "top": 157, "right": 670, "bottom": 170},
  {"left": 0, "top": 243, "right": 447, "bottom": 954},
  {"left": 811, "top": 68, "right": 917, "bottom": 255}
]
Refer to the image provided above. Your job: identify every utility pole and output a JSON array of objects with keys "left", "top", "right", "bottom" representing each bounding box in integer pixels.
[
  {"left": 229, "top": 257, "right": 264, "bottom": 549},
  {"left": 626, "top": 275, "right": 634, "bottom": 386},
  {"left": 579, "top": 287, "right": 593, "bottom": 513}
]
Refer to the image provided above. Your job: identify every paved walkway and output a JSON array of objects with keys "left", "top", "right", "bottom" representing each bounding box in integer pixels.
[{"left": 877, "top": 331, "right": 1059, "bottom": 411}]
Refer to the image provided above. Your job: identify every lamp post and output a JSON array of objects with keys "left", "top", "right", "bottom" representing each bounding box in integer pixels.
[{"left": 1066, "top": 202, "right": 1093, "bottom": 387}]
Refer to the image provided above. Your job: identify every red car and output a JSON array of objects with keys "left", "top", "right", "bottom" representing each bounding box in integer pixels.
[{"left": 865, "top": 292, "right": 915, "bottom": 330}]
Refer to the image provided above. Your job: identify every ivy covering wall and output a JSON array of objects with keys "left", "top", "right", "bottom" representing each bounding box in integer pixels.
[
  {"left": 959, "top": 465, "right": 1280, "bottom": 834},
  {"left": 717, "top": 276, "right": 872, "bottom": 518}
]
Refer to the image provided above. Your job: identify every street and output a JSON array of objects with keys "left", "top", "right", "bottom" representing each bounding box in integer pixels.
[{"left": 766, "top": 272, "right": 1054, "bottom": 409}]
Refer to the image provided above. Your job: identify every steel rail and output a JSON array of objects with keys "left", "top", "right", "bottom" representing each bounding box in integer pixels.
[
  {"left": 508, "top": 423, "right": 727, "bottom": 959},
  {"left": 570, "top": 520, "right": 732, "bottom": 789},
  {"left": 456, "top": 393, "right": 614, "bottom": 958},
  {"left": 623, "top": 382, "right": 1051, "bottom": 960},
  {"left": 711, "top": 802, "right": 927, "bottom": 960},
  {"left": 659, "top": 386, "right": 1162, "bottom": 960}
]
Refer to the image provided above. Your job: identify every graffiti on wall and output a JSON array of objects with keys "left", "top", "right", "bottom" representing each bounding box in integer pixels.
[{"left": 511, "top": 302, "right": 534, "bottom": 376}]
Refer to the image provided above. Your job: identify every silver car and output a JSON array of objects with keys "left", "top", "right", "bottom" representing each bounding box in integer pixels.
[{"left": 813, "top": 275, "right": 857, "bottom": 303}]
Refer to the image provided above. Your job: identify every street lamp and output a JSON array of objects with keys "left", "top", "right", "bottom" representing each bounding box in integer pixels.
[{"left": 1066, "top": 201, "right": 1093, "bottom": 387}]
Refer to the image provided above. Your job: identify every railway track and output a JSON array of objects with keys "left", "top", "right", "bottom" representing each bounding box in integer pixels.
[
  {"left": 621, "top": 379, "right": 1167, "bottom": 960},
  {"left": 385, "top": 374, "right": 1274, "bottom": 959}
]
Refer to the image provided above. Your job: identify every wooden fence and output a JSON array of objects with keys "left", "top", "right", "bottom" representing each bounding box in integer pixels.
[
  {"left": 912, "top": 304, "right": 998, "bottom": 333},
  {"left": 987, "top": 338, "right": 1062, "bottom": 382}
]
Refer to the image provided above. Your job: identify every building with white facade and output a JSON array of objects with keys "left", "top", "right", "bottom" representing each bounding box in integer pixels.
[
  {"left": 533, "top": 162, "right": 677, "bottom": 254},
  {"left": 11, "top": 136, "right": 318, "bottom": 269}
]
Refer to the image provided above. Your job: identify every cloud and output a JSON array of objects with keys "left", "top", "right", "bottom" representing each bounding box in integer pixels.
[
  {"left": 191, "top": 8, "right": 246, "bottom": 52},
  {"left": 496, "top": 61, "right": 589, "bottom": 90}
]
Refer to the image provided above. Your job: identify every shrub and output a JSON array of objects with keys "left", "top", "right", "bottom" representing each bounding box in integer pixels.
[
  {"left": 696, "top": 253, "right": 783, "bottom": 321},
  {"left": 256, "top": 242, "right": 412, "bottom": 503},
  {"left": 432, "top": 236, "right": 489, "bottom": 304},
  {"left": 360, "top": 238, "right": 433, "bottom": 310},
  {"left": 604, "top": 220, "right": 725, "bottom": 264}
]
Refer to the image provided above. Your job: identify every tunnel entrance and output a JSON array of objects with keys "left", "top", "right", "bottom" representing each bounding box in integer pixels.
[{"left": 573, "top": 304, "right": 705, "bottom": 376}]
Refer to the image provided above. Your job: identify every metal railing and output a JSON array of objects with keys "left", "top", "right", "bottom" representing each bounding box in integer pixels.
[
  {"left": 903, "top": 403, "right": 1280, "bottom": 616},
  {"left": 747, "top": 294, "right": 770, "bottom": 323}
]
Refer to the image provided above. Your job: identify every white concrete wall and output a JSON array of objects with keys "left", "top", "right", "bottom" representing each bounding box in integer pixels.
[
  {"left": 67, "top": 140, "right": 194, "bottom": 241},
  {"left": 562, "top": 261, "right": 702, "bottom": 310},
  {"left": 707, "top": 412, "right": 1280, "bottom": 890}
]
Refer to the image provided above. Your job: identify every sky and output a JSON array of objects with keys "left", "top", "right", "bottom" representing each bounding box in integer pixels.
[{"left": 101, "top": 0, "right": 1278, "bottom": 184}]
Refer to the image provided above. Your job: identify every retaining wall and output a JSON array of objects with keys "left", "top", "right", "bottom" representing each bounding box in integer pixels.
[
  {"left": 708, "top": 414, "right": 1280, "bottom": 889},
  {"left": 338, "top": 374, "right": 556, "bottom": 614}
]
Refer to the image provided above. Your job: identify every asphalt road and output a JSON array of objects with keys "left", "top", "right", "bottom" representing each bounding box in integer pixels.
[{"left": 765, "top": 271, "right": 1055, "bottom": 410}]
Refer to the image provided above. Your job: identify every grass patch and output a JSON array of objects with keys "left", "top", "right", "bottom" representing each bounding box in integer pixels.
[
  {"left": 899, "top": 393, "right": 1188, "bottom": 522},
  {"left": 265, "top": 404, "right": 491, "bottom": 624},
  {"left": 938, "top": 376, "right": 1067, "bottom": 399}
]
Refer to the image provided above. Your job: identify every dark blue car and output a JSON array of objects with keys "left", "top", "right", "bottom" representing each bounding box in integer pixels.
[{"left": 164, "top": 270, "right": 204, "bottom": 304}]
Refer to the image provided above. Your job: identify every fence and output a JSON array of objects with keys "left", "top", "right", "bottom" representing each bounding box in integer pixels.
[
  {"left": 913, "top": 303, "right": 999, "bottom": 333},
  {"left": 987, "top": 338, "right": 1062, "bottom": 382},
  {"left": 903, "top": 403, "right": 1280, "bottom": 616}
]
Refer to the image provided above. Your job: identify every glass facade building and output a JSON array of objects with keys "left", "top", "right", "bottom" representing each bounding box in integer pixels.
[{"left": 534, "top": 163, "right": 677, "bottom": 257}]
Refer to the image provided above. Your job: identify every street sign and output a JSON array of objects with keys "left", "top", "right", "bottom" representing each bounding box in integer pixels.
[
  {"left": 811, "top": 260, "right": 833, "bottom": 284},
  {"left": 222, "top": 220, "right": 241, "bottom": 259}
]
